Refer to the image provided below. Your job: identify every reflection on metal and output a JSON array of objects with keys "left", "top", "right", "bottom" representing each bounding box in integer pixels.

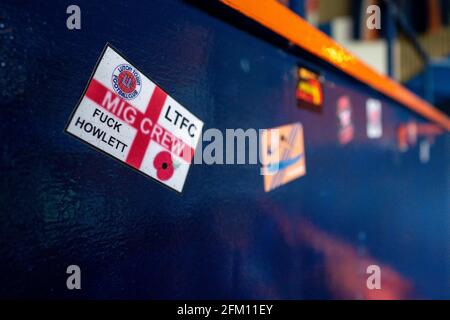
[
  {"left": 266, "top": 202, "right": 414, "bottom": 299},
  {"left": 322, "top": 46, "right": 355, "bottom": 65}
]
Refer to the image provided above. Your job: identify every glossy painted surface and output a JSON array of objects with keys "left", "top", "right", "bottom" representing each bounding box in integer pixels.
[{"left": 0, "top": 0, "right": 448, "bottom": 299}]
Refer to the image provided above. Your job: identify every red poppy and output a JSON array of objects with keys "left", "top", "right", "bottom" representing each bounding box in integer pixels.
[{"left": 153, "top": 151, "right": 174, "bottom": 181}]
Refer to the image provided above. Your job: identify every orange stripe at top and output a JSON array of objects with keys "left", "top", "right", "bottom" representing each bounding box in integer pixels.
[{"left": 220, "top": 0, "right": 450, "bottom": 130}]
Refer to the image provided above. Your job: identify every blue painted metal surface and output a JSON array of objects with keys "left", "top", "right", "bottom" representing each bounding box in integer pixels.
[{"left": 0, "top": 0, "right": 448, "bottom": 299}]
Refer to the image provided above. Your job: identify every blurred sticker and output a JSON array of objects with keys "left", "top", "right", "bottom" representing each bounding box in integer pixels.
[
  {"left": 65, "top": 45, "right": 203, "bottom": 193},
  {"left": 366, "top": 98, "right": 382, "bottom": 138},
  {"left": 261, "top": 123, "right": 306, "bottom": 192},
  {"left": 296, "top": 67, "right": 323, "bottom": 112},
  {"left": 397, "top": 121, "right": 443, "bottom": 152},
  {"left": 337, "top": 95, "right": 354, "bottom": 145}
]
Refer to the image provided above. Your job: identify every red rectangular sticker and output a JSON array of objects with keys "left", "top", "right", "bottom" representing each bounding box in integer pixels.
[{"left": 296, "top": 67, "right": 323, "bottom": 112}]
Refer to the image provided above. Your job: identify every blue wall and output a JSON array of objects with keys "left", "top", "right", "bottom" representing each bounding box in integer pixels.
[{"left": 0, "top": 0, "right": 448, "bottom": 299}]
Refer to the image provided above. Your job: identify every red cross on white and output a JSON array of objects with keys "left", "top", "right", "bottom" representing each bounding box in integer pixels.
[{"left": 66, "top": 46, "right": 203, "bottom": 192}]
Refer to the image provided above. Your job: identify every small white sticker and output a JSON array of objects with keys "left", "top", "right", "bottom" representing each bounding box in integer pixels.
[
  {"left": 66, "top": 45, "right": 203, "bottom": 192},
  {"left": 366, "top": 98, "right": 382, "bottom": 139}
]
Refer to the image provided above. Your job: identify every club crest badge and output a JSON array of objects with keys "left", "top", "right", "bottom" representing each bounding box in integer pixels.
[{"left": 111, "top": 64, "right": 142, "bottom": 100}]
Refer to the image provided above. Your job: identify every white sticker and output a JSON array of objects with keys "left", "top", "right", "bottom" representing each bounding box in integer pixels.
[
  {"left": 366, "top": 98, "right": 382, "bottom": 139},
  {"left": 66, "top": 45, "right": 204, "bottom": 192}
]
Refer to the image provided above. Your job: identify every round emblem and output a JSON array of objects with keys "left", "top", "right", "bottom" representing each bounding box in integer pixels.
[{"left": 111, "top": 64, "right": 142, "bottom": 100}]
